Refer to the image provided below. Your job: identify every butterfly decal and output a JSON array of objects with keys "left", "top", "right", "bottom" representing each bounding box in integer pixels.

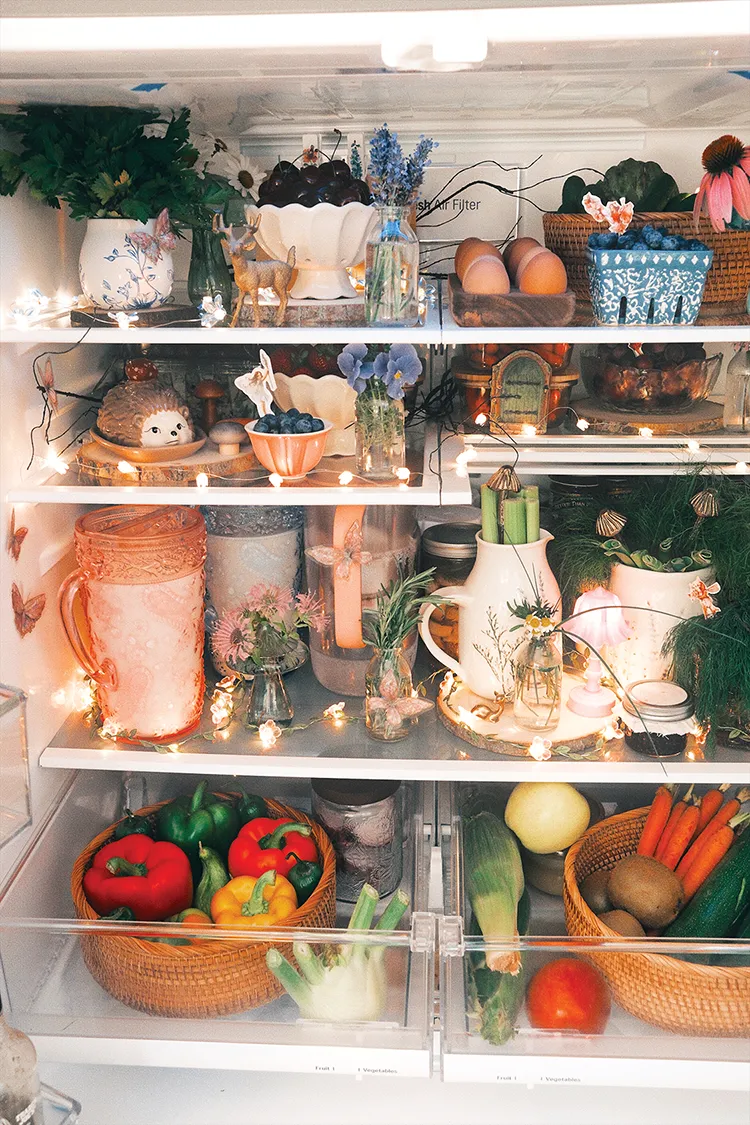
[
  {"left": 367, "top": 669, "right": 433, "bottom": 731},
  {"left": 41, "top": 357, "right": 58, "bottom": 414},
  {"left": 127, "top": 209, "right": 177, "bottom": 264},
  {"left": 306, "top": 520, "right": 373, "bottom": 580},
  {"left": 7, "top": 509, "right": 28, "bottom": 562},
  {"left": 11, "top": 582, "right": 46, "bottom": 637},
  {"left": 199, "top": 294, "right": 227, "bottom": 328}
]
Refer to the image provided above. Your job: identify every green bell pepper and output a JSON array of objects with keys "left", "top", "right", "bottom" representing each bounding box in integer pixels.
[
  {"left": 156, "top": 780, "right": 239, "bottom": 881},
  {"left": 234, "top": 790, "right": 269, "bottom": 826},
  {"left": 286, "top": 854, "right": 323, "bottom": 905},
  {"left": 113, "top": 809, "right": 155, "bottom": 840}
]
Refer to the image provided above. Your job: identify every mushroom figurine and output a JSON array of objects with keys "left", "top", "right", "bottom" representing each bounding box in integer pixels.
[
  {"left": 195, "top": 379, "right": 225, "bottom": 432},
  {"left": 209, "top": 420, "right": 249, "bottom": 456}
]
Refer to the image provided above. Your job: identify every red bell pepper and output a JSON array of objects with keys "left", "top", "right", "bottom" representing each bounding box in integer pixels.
[
  {"left": 83, "top": 833, "right": 193, "bottom": 921},
  {"left": 228, "top": 817, "right": 318, "bottom": 878}
]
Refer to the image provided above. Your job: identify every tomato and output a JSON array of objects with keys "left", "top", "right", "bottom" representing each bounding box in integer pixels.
[{"left": 526, "top": 958, "right": 611, "bottom": 1034}]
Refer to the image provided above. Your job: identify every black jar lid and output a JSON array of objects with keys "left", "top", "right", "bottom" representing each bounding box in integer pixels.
[
  {"left": 312, "top": 778, "right": 401, "bottom": 807},
  {"left": 422, "top": 522, "right": 479, "bottom": 560},
  {"left": 622, "top": 680, "right": 694, "bottom": 722}
]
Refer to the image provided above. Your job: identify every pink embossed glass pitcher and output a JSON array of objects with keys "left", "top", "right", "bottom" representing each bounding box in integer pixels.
[{"left": 59, "top": 506, "right": 206, "bottom": 741}]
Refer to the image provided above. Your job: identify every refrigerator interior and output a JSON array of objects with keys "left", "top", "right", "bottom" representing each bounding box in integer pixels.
[{"left": 1, "top": 3, "right": 749, "bottom": 1122}]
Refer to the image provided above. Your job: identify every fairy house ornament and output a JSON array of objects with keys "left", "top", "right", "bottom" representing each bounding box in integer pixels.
[
  {"left": 97, "top": 372, "right": 195, "bottom": 449},
  {"left": 490, "top": 349, "right": 552, "bottom": 434}
]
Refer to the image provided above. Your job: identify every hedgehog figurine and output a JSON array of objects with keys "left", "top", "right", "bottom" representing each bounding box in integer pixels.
[{"left": 97, "top": 381, "right": 194, "bottom": 448}]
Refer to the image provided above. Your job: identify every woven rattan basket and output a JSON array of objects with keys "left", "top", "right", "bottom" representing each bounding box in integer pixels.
[
  {"left": 563, "top": 808, "right": 750, "bottom": 1038},
  {"left": 543, "top": 213, "right": 750, "bottom": 313},
  {"left": 71, "top": 797, "right": 337, "bottom": 1018}
]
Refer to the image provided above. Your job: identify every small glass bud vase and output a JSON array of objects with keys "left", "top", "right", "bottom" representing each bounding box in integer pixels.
[
  {"left": 355, "top": 380, "right": 406, "bottom": 480},
  {"left": 188, "top": 226, "right": 233, "bottom": 310},
  {"left": 365, "top": 647, "right": 421, "bottom": 742},
  {"left": 364, "top": 206, "right": 419, "bottom": 327},
  {"left": 243, "top": 660, "right": 294, "bottom": 728},
  {"left": 724, "top": 345, "right": 750, "bottom": 432},
  {"left": 513, "top": 623, "right": 562, "bottom": 732}
]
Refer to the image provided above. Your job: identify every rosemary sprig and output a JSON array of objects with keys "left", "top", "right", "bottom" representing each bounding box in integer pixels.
[{"left": 362, "top": 566, "right": 444, "bottom": 651}]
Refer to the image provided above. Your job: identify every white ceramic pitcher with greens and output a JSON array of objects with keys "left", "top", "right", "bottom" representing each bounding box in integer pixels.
[{"left": 419, "top": 529, "right": 561, "bottom": 701}]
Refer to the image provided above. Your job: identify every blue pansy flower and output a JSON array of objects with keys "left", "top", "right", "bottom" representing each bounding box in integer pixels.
[
  {"left": 373, "top": 344, "right": 422, "bottom": 399},
  {"left": 337, "top": 342, "right": 374, "bottom": 393}
]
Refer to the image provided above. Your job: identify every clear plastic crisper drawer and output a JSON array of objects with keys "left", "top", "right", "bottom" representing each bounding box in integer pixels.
[
  {"left": 0, "top": 773, "right": 434, "bottom": 1077},
  {"left": 0, "top": 684, "right": 31, "bottom": 850},
  {"left": 438, "top": 781, "right": 750, "bottom": 1091}
]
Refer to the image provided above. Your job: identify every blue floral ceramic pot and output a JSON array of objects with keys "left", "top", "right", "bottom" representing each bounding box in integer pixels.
[{"left": 79, "top": 218, "right": 174, "bottom": 309}]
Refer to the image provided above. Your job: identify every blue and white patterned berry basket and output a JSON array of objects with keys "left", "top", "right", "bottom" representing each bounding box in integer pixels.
[{"left": 588, "top": 247, "right": 713, "bottom": 326}]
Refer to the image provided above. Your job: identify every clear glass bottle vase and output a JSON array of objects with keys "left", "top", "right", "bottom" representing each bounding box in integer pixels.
[
  {"left": 513, "top": 630, "right": 562, "bottom": 732},
  {"left": 364, "top": 206, "right": 419, "bottom": 326},
  {"left": 724, "top": 345, "right": 750, "bottom": 432},
  {"left": 188, "top": 226, "right": 233, "bottom": 310},
  {"left": 355, "top": 380, "right": 406, "bottom": 479},
  {"left": 243, "top": 661, "right": 294, "bottom": 727},
  {"left": 365, "top": 647, "right": 416, "bottom": 742}
]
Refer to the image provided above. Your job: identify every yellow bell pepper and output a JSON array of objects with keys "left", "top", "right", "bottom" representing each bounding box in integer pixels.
[{"left": 210, "top": 870, "right": 298, "bottom": 928}]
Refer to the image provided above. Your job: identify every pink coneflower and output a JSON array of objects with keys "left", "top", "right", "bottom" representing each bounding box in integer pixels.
[
  {"left": 295, "top": 591, "right": 328, "bottom": 632},
  {"left": 244, "top": 583, "right": 293, "bottom": 618},
  {"left": 694, "top": 135, "right": 750, "bottom": 233},
  {"left": 212, "top": 609, "right": 253, "bottom": 667}
]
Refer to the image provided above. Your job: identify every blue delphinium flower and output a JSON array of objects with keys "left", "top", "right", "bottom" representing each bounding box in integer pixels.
[
  {"left": 373, "top": 343, "right": 422, "bottom": 399},
  {"left": 337, "top": 342, "right": 374, "bottom": 393}
]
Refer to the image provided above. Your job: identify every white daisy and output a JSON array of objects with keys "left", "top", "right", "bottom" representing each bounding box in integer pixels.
[{"left": 217, "top": 150, "right": 268, "bottom": 198}]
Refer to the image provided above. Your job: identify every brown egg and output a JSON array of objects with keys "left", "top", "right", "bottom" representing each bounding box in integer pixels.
[
  {"left": 518, "top": 250, "right": 568, "bottom": 295},
  {"left": 514, "top": 244, "right": 548, "bottom": 284},
  {"left": 455, "top": 238, "right": 501, "bottom": 281},
  {"left": 462, "top": 255, "right": 511, "bottom": 295},
  {"left": 503, "top": 237, "right": 541, "bottom": 281}
]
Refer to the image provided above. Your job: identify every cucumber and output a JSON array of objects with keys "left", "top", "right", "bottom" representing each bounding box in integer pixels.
[{"left": 664, "top": 828, "right": 750, "bottom": 940}]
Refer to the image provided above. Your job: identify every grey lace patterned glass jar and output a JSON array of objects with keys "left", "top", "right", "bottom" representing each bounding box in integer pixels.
[{"left": 311, "top": 779, "right": 402, "bottom": 901}]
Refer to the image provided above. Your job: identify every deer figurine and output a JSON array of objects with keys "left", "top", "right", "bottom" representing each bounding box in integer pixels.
[{"left": 213, "top": 209, "right": 295, "bottom": 328}]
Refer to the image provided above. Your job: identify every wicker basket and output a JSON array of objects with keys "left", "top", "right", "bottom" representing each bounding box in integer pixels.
[
  {"left": 563, "top": 809, "right": 750, "bottom": 1038},
  {"left": 543, "top": 212, "right": 750, "bottom": 313},
  {"left": 71, "top": 797, "right": 337, "bottom": 1018}
]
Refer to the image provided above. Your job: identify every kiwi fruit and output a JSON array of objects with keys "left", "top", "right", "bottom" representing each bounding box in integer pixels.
[
  {"left": 598, "top": 909, "right": 646, "bottom": 937},
  {"left": 580, "top": 869, "right": 613, "bottom": 914},
  {"left": 607, "top": 855, "right": 683, "bottom": 928}
]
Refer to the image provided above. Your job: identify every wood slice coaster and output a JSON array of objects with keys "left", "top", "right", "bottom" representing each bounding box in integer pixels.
[
  {"left": 70, "top": 304, "right": 198, "bottom": 328},
  {"left": 235, "top": 297, "right": 366, "bottom": 328},
  {"left": 75, "top": 440, "right": 258, "bottom": 485},
  {"left": 448, "top": 274, "right": 576, "bottom": 328},
  {"left": 575, "top": 397, "right": 725, "bottom": 435},
  {"left": 438, "top": 675, "right": 604, "bottom": 757}
]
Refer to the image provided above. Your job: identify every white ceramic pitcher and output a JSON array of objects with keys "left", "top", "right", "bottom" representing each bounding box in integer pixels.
[{"left": 420, "top": 530, "right": 561, "bottom": 701}]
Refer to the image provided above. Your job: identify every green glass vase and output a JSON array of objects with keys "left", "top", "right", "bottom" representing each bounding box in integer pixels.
[{"left": 188, "top": 227, "right": 232, "bottom": 309}]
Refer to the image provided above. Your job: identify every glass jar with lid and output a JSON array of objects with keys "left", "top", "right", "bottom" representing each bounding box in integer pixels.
[
  {"left": 311, "top": 779, "right": 403, "bottom": 901},
  {"left": 620, "top": 679, "right": 695, "bottom": 758},
  {"left": 421, "top": 522, "right": 479, "bottom": 660}
]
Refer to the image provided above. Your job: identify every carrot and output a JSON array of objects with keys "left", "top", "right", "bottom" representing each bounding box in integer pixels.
[
  {"left": 655, "top": 785, "right": 695, "bottom": 862},
  {"left": 680, "top": 825, "right": 735, "bottom": 901},
  {"left": 660, "top": 804, "right": 701, "bottom": 870},
  {"left": 638, "top": 786, "right": 674, "bottom": 857},
  {"left": 676, "top": 798, "right": 742, "bottom": 878},
  {"left": 696, "top": 785, "right": 730, "bottom": 833}
]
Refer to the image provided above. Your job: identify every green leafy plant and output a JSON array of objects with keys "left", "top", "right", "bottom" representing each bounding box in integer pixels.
[
  {"left": 558, "top": 158, "right": 695, "bottom": 214},
  {"left": 0, "top": 104, "right": 240, "bottom": 227},
  {"left": 362, "top": 567, "right": 442, "bottom": 652}
]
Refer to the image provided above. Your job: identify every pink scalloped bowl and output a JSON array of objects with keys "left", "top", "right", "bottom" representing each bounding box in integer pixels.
[{"left": 245, "top": 420, "right": 333, "bottom": 482}]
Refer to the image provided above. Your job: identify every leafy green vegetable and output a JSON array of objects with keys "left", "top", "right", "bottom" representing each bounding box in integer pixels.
[
  {"left": 0, "top": 104, "right": 241, "bottom": 227},
  {"left": 557, "top": 158, "right": 695, "bottom": 213}
]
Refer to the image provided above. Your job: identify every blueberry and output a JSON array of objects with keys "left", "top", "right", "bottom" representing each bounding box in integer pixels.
[
  {"left": 618, "top": 233, "right": 636, "bottom": 248},
  {"left": 588, "top": 233, "right": 601, "bottom": 248},
  {"left": 631, "top": 241, "right": 648, "bottom": 250},
  {"left": 298, "top": 412, "right": 313, "bottom": 423},
  {"left": 265, "top": 416, "right": 280, "bottom": 432},
  {"left": 254, "top": 419, "right": 268, "bottom": 433},
  {"left": 271, "top": 402, "right": 283, "bottom": 415},
  {"left": 643, "top": 230, "right": 663, "bottom": 248},
  {"left": 286, "top": 407, "right": 300, "bottom": 417},
  {"left": 295, "top": 419, "right": 313, "bottom": 433},
  {"left": 310, "top": 419, "right": 325, "bottom": 432},
  {"left": 661, "top": 236, "right": 680, "bottom": 250}
]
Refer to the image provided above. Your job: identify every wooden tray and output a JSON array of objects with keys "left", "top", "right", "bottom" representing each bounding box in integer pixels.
[
  {"left": 448, "top": 274, "right": 576, "bottom": 328},
  {"left": 575, "top": 398, "right": 725, "bottom": 435},
  {"left": 90, "top": 428, "right": 208, "bottom": 463},
  {"left": 76, "top": 440, "right": 258, "bottom": 485}
]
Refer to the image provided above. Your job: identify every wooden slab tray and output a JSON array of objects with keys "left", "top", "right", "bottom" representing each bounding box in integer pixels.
[{"left": 448, "top": 274, "right": 576, "bottom": 328}]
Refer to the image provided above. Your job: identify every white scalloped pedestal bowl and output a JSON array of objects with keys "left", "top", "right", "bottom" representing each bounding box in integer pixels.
[
  {"left": 248, "top": 203, "right": 377, "bottom": 300},
  {"left": 273, "top": 372, "right": 356, "bottom": 456}
]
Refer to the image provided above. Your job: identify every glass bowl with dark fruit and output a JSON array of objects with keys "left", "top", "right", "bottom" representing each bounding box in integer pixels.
[
  {"left": 581, "top": 343, "right": 722, "bottom": 413},
  {"left": 246, "top": 410, "right": 332, "bottom": 481},
  {"left": 252, "top": 156, "right": 376, "bottom": 299}
]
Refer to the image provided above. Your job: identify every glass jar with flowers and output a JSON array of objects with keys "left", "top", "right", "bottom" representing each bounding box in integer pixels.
[
  {"left": 337, "top": 342, "right": 422, "bottom": 480},
  {"left": 211, "top": 585, "right": 326, "bottom": 727},
  {"left": 362, "top": 568, "right": 441, "bottom": 742},
  {"left": 364, "top": 124, "right": 437, "bottom": 326},
  {"left": 513, "top": 614, "right": 563, "bottom": 732}
]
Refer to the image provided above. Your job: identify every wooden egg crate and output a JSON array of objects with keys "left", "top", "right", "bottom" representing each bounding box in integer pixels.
[{"left": 447, "top": 274, "right": 576, "bottom": 328}]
